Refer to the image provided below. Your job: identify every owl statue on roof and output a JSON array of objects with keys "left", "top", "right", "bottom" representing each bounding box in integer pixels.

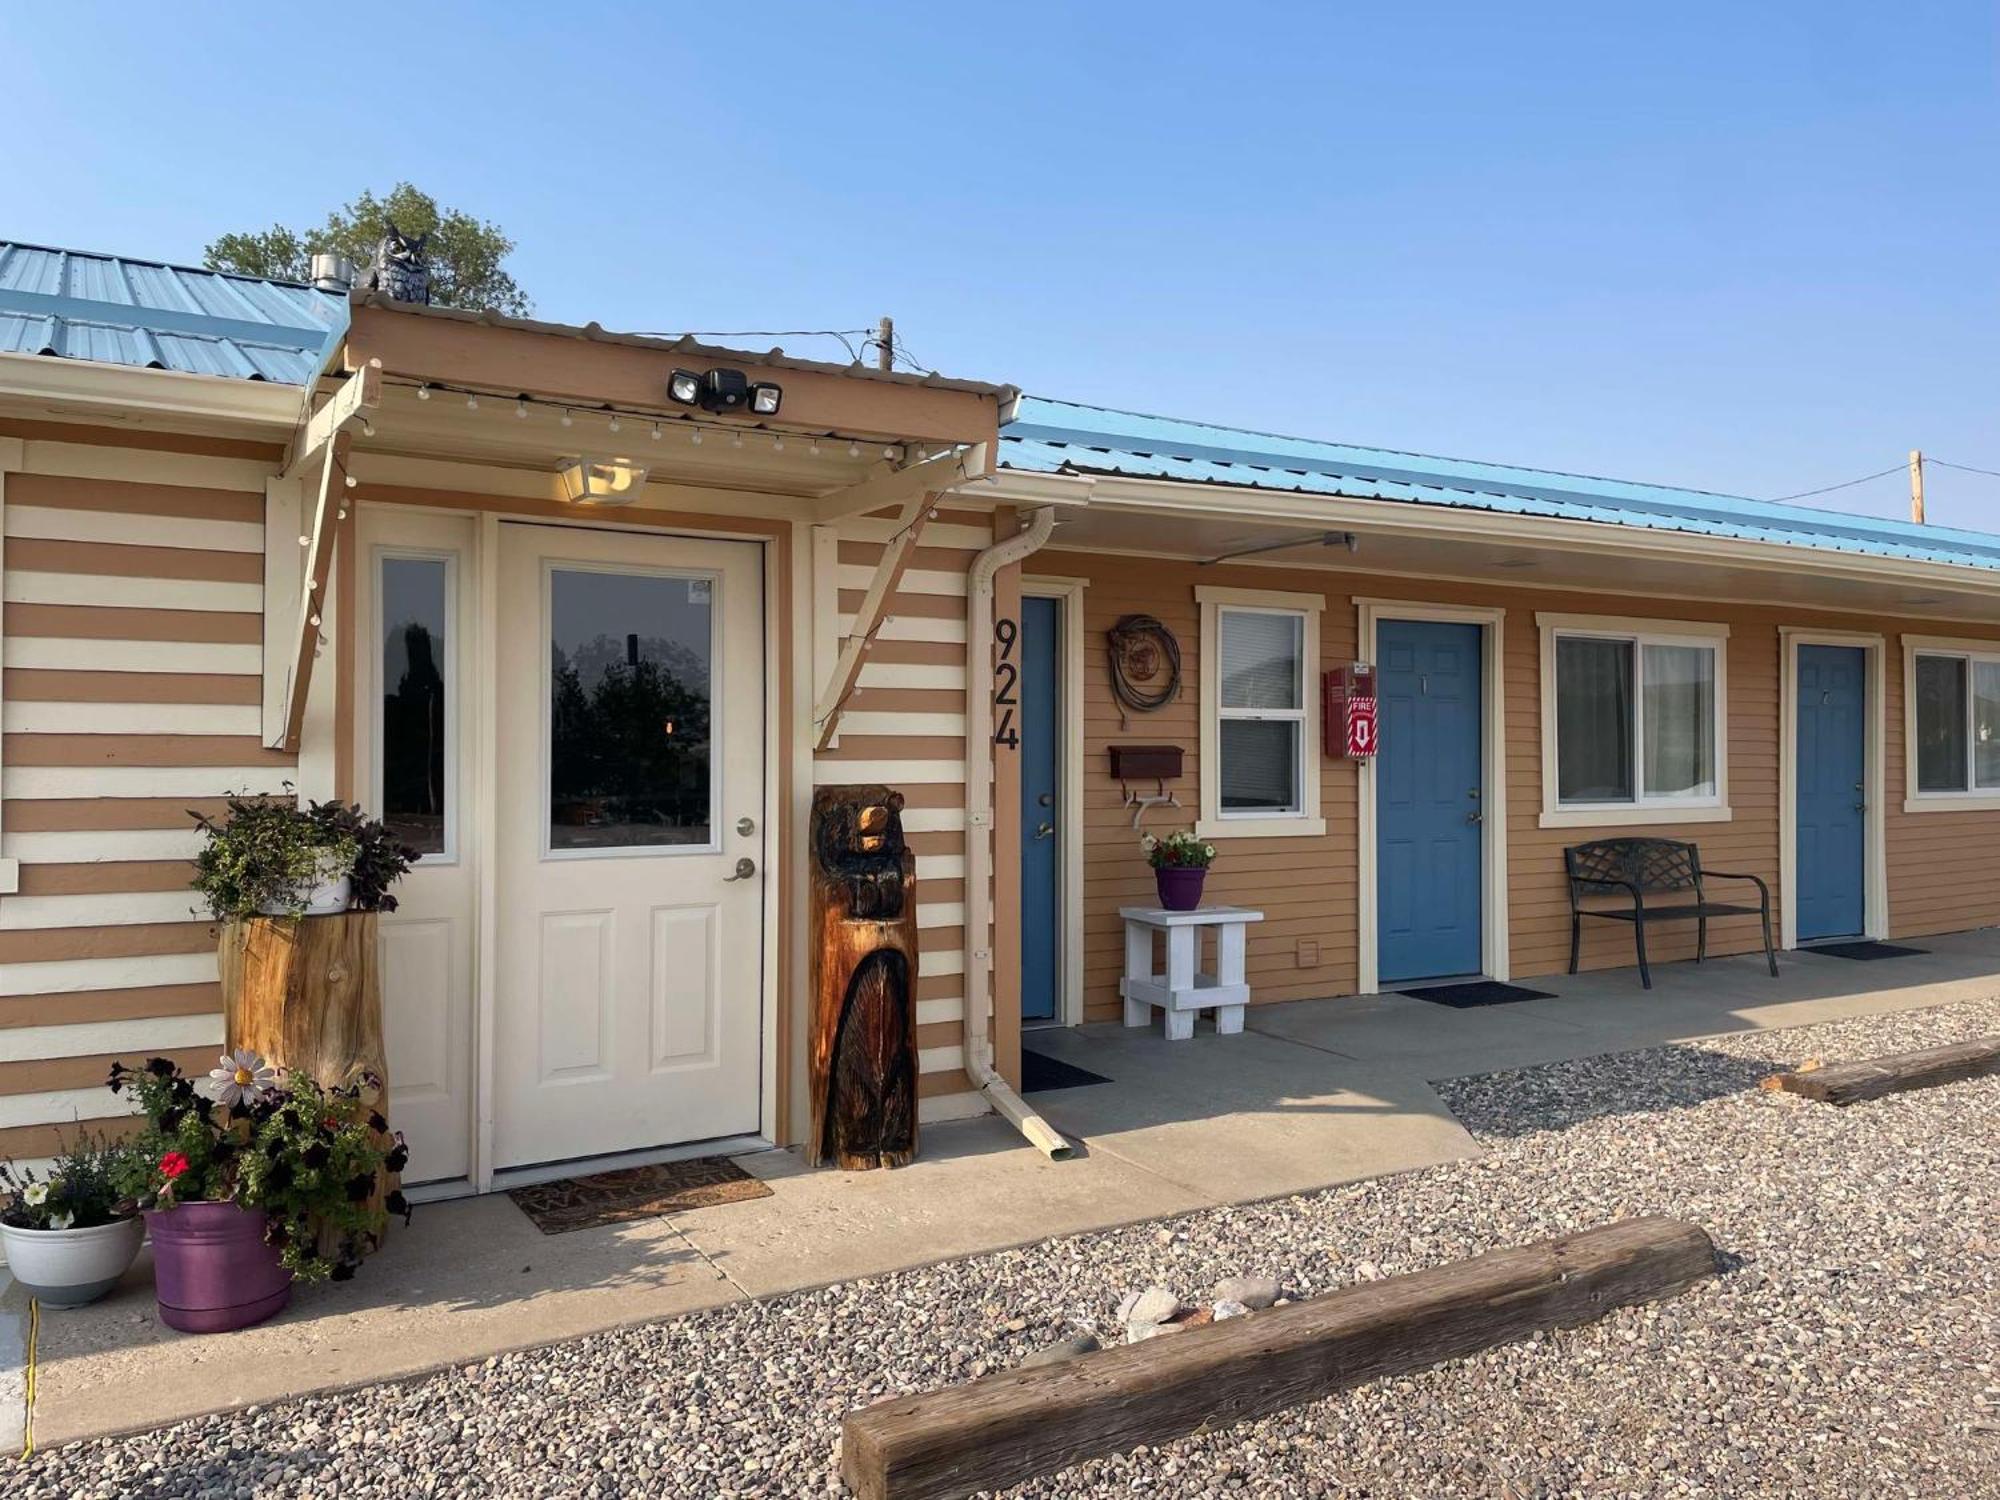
[{"left": 363, "top": 224, "right": 431, "bottom": 305}]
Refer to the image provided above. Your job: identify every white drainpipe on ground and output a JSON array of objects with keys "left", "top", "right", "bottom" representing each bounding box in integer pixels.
[{"left": 964, "top": 506, "right": 1072, "bottom": 1159}]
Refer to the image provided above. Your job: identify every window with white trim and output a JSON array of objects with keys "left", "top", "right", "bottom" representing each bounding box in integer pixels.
[
  {"left": 376, "top": 551, "right": 455, "bottom": 858},
  {"left": 1218, "top": 607, "right": 1306, "bottom": 815},
  {"left": 1540, "top": 617, "right": 1727, "bottom": 817},
  {"left": 1195, "top": 586, "right": 1324, "bottom": 839},
  {"left": 1911, "top": 649, "right": 2000, "bottom": 793}
]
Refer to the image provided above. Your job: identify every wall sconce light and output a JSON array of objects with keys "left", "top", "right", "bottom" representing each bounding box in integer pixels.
[
  {"left": 668, "top": 366, "right": 780, "bottom": 416},
  {"left": 557, "top": 457, "right": 649, "bottom": 506}
]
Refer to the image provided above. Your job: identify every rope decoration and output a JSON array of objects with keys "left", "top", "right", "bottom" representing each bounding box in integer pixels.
[{"left": 1106, "top": 614, "right": 1183, "bottom": 729}]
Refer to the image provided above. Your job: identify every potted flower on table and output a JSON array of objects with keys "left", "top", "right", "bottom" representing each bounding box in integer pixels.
[
  {"left": 1141, "top": 830, "right": 1217, "bottom": 911},
  {"left": 0, "top": 1133, "right": 147, "bottom": 1306},
  {"left": 108, "top": 1054, "right": 409, "bottom": 1333}
]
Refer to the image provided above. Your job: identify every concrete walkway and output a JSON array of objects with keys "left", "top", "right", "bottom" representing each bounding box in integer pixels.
[{"left": 12, "top": 930, "right": 1999, "bottom": 1447}]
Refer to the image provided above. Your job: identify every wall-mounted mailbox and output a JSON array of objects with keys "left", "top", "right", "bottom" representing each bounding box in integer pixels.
[{"left": 1109, "top": 744, "right": 1184, "bottom": 781}]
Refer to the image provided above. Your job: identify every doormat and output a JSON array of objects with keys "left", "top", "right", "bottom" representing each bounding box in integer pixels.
[
  {"left": 1400, "top": 981, "right": 1557, "bottom": 1009},
  {"left": 1804, "top": 940, "right": 1928, "bottom": 961},
  {"left": 1021, "top": 1048, "right": 1112, "bottom": 1093},
  {"left": 507, "top": 1156, "right": 772, "bottom": 1235}
]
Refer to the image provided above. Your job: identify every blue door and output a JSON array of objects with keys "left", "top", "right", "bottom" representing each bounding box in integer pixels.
[
  {"left": 1795, "top": 644, "right": 1867, "bottom": 941},
  {"left": 1019, "top": 596, "right": 1061, "bottom": 1022},
  {"left": 1377, "top": 620, "right": 1483, "bottom": 983}
]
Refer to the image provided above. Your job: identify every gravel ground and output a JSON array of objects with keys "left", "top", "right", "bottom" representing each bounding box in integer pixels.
[{"left": 20, "top": 1000, "right": 1999, "bottom": 1499}]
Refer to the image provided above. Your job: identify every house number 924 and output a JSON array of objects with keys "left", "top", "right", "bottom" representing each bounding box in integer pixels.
[{"left": 992, "top": 616, "right": 1020, "bottom": 749}]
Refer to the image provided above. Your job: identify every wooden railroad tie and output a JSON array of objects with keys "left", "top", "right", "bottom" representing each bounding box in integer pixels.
[
  {"left": 840, "top": 1216, "right": 1719, "bottom": 1500},
  {"left": 1766, "top": 1035, "right": 2000, "bottom": 1106}
]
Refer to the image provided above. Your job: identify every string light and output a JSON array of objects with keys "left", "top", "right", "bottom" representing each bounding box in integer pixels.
[
  {"left": 848, "top": 441, "right": 861, "bottom": 458},
  {"left": 361, "top": 419, "right": 375, "bottom": 438},
  {"left": 607, "top": 415, "right": 621, "bottom": 434},
  {"left": 559, "top": 410, "right": 573, "bottom": 427},
  {"left": 690, "top": 428, "right": 703, "bottom": 446},
  {"left": 650, "top": 422, "right": 662, "bottom": 441},
  {"left": 416, "top": 385, "right": 430, "bottom": 401},
  {"left": 772, "top": 434, "right": 784, "bottom": 452},
  {"left": 465, "top": 394, "right": 479, "bottom": 411},
  {"left": 732, "top": 430, "right": 743, "bottom": 448},
  {"left": 516, "top": 400, "right": 529, "bottom": 419}
]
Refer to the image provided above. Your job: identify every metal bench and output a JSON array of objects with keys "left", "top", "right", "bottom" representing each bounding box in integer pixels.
[{"left": 1564, "top": 837, "right": 1776, "bottom": 989}]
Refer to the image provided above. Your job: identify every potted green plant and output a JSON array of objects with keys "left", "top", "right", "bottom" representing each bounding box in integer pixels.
[
  {"left": 107, "top": 1054, "right": 410, "bottom": 1333},
  {"left": 190, "top": 792, "right": 416, "bottom": 920},
  {"left": 1141, "top": 830, "right": 1216, "bottom": 911},
  {"left": 0, "top": 1133, "right": 147, "bottom": 1306}
]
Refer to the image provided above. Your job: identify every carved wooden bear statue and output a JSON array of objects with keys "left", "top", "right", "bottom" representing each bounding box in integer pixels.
[{"left": 808, "top": 784, "right": 919, "bottom": 1169}]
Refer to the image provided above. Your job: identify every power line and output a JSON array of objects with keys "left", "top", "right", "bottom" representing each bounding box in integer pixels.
[
  {"left": 1929, "top": 457, "right": 2000, "bottom": 482},
  {"left": 1768, "top": 468, "right": 1904, "bottom": 508}
]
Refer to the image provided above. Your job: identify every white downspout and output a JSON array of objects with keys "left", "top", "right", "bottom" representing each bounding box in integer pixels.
[{"left": 964, "top": 506, "right": 1071, "bottom": 1159}]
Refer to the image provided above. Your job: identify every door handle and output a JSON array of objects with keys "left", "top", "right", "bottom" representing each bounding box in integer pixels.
[
  {"left": 1035, "top": 821, "right": 1055, "bottom": 840},
  {"left": 722, "top": 856, "right": 757, "bottom": 882},
  {"left": 1466, "top": 811, "right": 1484, "bottom": 825},
  {"left": 1853, "top": 802, "right": 1867, "bottom": 813}
]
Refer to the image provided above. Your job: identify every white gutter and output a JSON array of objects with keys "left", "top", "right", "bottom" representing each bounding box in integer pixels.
[{"left": 964, "top": 505, "right": 1071, "bottom": 1159}]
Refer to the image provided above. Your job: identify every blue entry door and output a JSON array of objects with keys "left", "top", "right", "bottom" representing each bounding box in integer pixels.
[
  {"left": 1795, "top": 644, "right": 1867, "bottom": 941},
  {"left": 1377, "top": 620, "right": 1484, "bottom": 983},
  {"left": 1019, "top": 596, "right": 1062, "bottom": 1022}
]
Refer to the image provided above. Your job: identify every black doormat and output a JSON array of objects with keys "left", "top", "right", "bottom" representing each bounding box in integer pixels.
[
  {"left": 1399, "top": 981, "right": 1557, "bottom": 1009},
  {"left": 507, "top": 1155, "right": 772, "bottom": 1235},
  {"left": 1804, "top": 940, "right": 1928, "bottom": 961},
  {"left": 1021, "top": 1048, "right": 1112, "bottom": 1093}
]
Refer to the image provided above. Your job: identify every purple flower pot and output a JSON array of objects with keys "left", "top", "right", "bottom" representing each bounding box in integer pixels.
[
  {"left": 1154, "top": 864, "right": 1207, "bottom": 911},
  {"left": 145, "top": 1202, "right": 292, "bottom": 1334}
]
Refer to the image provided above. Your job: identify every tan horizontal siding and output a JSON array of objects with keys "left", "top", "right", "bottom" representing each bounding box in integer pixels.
[
  {"left": 0, "top": 460, "right": 288, "bottom": 1146},
  {"left": 0, "top": 1116, "right": 146, "bottom": 1159},
  {"left": 5, "top": 536, "right": 263, "bottom": 583},
  {"left": 0, "top": 982, "right": 221, "bottom": 1030},
  {"left": 5, "top": 602, "right": 262, "bottom": 643},
  {"left": 3, "top": 669, "right": 260, "bottom": 703},
  {"left": 3, "top": 471, "right": 265, "bottom": 523},
  {"left": 4, "top": 796, "right": 238, "bottom": 830},
  {"left": 16, "top": 860, "right": 196, "bottom": 896}
]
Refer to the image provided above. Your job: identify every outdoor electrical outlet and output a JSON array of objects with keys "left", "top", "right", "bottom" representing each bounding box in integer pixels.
[{"left": 1297, "top": 939, "right": 1320, "bottom": 968}]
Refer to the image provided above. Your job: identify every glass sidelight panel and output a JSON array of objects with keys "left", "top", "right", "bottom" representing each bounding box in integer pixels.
[
  {"left": 548, "top": 568, "right": 715, "bottom": 851},
  {"left": 380, "top": 556, "right": 450, "bottom": 855}
]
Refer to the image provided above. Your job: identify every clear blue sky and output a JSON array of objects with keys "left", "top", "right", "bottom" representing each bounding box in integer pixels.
[{"left": 3, "top": 3, "right": 1993, "bottom": 524}]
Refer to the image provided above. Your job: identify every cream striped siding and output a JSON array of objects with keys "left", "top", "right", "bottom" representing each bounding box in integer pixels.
[
  {"left": 818, "top": 509, "right": 983, "bottom": 1115},
  {"left": 1042, "top": 547, "right": 2000, "bottom": 1022},
  {"left": 0, "top": 452, "right": 290, "bottom": 1161}
]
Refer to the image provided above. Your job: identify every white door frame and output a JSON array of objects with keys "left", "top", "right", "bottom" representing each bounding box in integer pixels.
[
  {"left": 1355, "top": 599, "right": 1510, "bottom": 995},
  {"left": 1022, "top": 576, "right": 1087, "bottom": 1027},
  {"left": 1778, "top": 627, "right": 1887, "bottom": 948},
  {"left": 468, "top": 511, "right": 781, "bottom": 1194}
]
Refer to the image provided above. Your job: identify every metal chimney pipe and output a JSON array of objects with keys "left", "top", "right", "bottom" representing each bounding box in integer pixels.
[{"left": 309, "top": 253, "right": 356, "bottom": 293}]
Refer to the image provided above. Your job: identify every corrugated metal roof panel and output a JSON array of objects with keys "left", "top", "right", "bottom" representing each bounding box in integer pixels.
[
  {"left": 1001, "top": 395, "right": 2000, "bottom": 573},
  {"left": 0, "top": 241, "right": 345, "bottom": 386}
]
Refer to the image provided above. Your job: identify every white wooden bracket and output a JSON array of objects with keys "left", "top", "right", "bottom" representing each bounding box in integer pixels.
[
  {"left": 812, "top": 490, "right": 935, "bottom": 750},
  {"left": 280, "top": 361, "right": 380, "bottom": 485},
  {"left": 810, "top": 441, "right": 989, "bottom": 526},
  {"left": 275, "top": 430, "right": 351, "bottom": 752}
]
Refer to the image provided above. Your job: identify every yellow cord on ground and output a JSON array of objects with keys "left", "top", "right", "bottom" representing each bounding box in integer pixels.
[{"left": 19, "top": 1296, "right": 36, "bottom": 1459}]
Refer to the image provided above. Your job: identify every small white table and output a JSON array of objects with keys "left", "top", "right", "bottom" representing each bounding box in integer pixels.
[{"left": 1119, "top": 905, "right": 1265, "bottom": 1040}]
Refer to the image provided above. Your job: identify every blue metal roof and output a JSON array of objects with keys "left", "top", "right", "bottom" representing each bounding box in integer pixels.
[
  {"left": 1002, "top": 395, "right": 2000, "bottom": 573},
  {"left": 0, "top": 242, "right": 346, "bottom": 385}
]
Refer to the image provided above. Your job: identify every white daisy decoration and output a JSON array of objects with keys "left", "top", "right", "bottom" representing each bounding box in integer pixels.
[
  {"left": 21, "top": 1181, "right": 48, "bottom": 1207},
  {"left": 50, "top": 1211, "right": 74, "bottom": 1230},
  {"left": 204, "top": 1049, "right": 278, "bottom": 1108}
]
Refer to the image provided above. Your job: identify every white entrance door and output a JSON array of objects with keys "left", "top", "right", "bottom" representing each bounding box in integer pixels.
[
  {"left": 493, "top": 522, "right": 765, "bottom": 1171},
  {"left": 355, "top": 507, "right": 477, "bottom": 1185}
]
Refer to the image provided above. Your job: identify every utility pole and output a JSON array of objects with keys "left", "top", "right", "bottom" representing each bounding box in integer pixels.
[
  {"left": 875, "top": 315, "right": 894, "bottom": 373},
  {"left": 1910, "top": 449, "right": 1926, "bottom": 525}
]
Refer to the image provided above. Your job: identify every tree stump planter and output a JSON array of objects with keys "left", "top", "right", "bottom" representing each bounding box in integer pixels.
[{"left": 219, "top": 913, "right": 398, "bottom": 1255}]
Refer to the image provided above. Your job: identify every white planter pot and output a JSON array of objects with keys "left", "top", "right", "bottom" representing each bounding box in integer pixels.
[
  {"left": 0, "top": 1216, "right": 145, "bottom": 1306},
  {"left": 255, "top": 851, "right": 353, "bottom": 917}
]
